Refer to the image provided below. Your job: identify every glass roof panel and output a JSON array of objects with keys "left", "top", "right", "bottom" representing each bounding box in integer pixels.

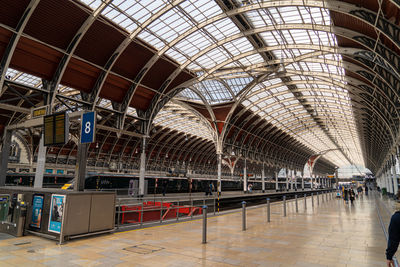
[
  {"left": 154, "top": 103, "right": 214, "bottom": 141},
  {"left": 74, "top": 0, "right": 366, "bottom": 169}
]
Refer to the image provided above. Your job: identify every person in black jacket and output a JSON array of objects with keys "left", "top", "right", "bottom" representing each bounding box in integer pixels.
[{"left": 386, "top": 193, "right": 400, "bottom": 266}]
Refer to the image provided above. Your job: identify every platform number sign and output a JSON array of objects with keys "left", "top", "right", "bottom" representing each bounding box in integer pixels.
[{"left": 80, "top": 111, "right": 95, "bottom": 144}]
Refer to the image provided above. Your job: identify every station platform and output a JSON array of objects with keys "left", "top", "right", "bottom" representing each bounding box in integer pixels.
[{"left": 0, "top": 191, "right": 391, "bottom": 267}]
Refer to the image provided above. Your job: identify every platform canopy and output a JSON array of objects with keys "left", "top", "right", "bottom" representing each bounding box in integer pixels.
[{"left": 1, "top": 0, "right": 399, "bottom": 176}]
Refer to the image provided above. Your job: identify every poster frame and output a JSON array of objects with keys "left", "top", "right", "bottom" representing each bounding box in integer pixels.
[
  {"left": 30, "top": 194, "right": 44, "bottom": 229},
  {"left": 48, "top": 194, "right": 66, "bottom": 234}
]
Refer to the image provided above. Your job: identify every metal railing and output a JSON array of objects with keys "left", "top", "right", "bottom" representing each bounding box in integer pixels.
[
  {"left": 114, "top": 189, "right": 334, "bottom": 231},
  {"left": 115, "top": 195, "right": 217, "bottom": 229}
]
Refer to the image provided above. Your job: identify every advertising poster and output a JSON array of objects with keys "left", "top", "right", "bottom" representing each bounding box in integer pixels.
[
  {"left": 30, "top": 194, "right": 44, "bottom": 229},
  {"left": 48, "top": 194, "right": 65, "bottom": 234}
]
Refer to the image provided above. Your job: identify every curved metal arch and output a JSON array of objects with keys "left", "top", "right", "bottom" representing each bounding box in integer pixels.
[
  {"left": 49, "top": 0, "right": 113, "bottom": 110},
  {"left": 168, "top": 135, "right": 214, "bottom": 166},
  {"left": 0, "top": 0, "right": 39, "bottom": 93},
  {"left": 192, "top": 142, "right": 217, "bottom": 167},
  {"left": 87, "top": 0, "right": 185, "bottom": 107},
  {"left": 146, "top": 85, "right": 218, "bottom": 135},
  {"left": 244, "top": 57, "right": 400, "bottom": 113},
  {"left": 163, "top": 134, "right": 190, "bottom": 168},
  {"left": 170, "top": 100, "right": 218, "bottom": 142},
  {"left": 154, "top": 131, "right": 184, "bottom": 167},
  {"left": 174, "top": 137, "right": 209, "bottom": 165},
  {"left": 165, "top": 42, "right": 400, "bottom": 158}
]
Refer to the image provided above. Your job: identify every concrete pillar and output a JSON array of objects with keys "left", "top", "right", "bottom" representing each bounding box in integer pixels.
[
  {"left": 392, "top": 163, "right": 398, "bottom": 196},
  {"left": 0, "top": 130, "right": 12, "bottom": 186},
  {"left": 217, "top": 153, "right": 222, "bottom": 194},
  {"left": 286, "top": 169, "right": 289, "bottom": 191},
  {"left": 387, "top": 168, "right": 393, "bottom": 194},
  {"left": 261, "top": 163, "right": 265, "bottom": 192},
  {"left": 34, "top": 133, "right": 47, "bottom": 188},
  {"left": 275, "top": 171, "right": 279, "bottom": 191},
  {"left": 243, "top": 158, "right": 247, "bottom": 193},
  {"left": 290, "top": 170, "right": 294, "bottom": 191},
  {"left": 138, "top": 136, "right": 147, "bottom": 197},
  {"left": 335, "top": 168, "right": 339, "bottom": 188},
  {"left": 392, "top": 165, "right": 399, "bottom": 195}
]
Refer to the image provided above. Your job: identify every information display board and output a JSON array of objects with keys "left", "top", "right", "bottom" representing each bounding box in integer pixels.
[
  {"left": 44, "top": 112, "right": 69, "bottom": 146},
  {"left": 30, "top": 194, "right": 44, "bottom": 229},
  {"left": 48, "top": 194, "right": 65, "bottom": 234}
]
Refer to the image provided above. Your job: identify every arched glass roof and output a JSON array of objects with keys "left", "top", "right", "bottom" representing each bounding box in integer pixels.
[
  {"left": 153, "top": 103, "right": 215, "bottom": 141},
  {"left": 72, "top": 0, "right": 371, "bottom": 169}
]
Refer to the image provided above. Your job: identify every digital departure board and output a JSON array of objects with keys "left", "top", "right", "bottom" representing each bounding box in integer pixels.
[{"left": 44, "top": 112, "right": 69, "bottom": 146}]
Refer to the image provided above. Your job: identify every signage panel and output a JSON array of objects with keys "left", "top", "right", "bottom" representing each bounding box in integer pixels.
[
  {"left": 31, "top": 106, "right": 48, "bottom": 118},
  {"left": 80, "top": 111, "right": 96, "bottom": 144}
]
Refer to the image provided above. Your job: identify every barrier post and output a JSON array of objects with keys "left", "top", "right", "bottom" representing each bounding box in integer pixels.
[
  {"left": 295, "top": 194, "right": 298, "bottom": 213},
  {"left": 191, "top": 199, "right": 194, "bottom": 220},
  {"left": 311, "top": 193, "right": 314, "bottom": 207},
  {"left": 117, "top": 198, "right": 121, "bottom": 229},
  {"left": 267, "top": 198, "right": 270, "bottom": 222},
  {"left": 283, "top": 196, "right": 286, "bottom": 217},
  {"left": 140, "top": 202, "right": 144, "bottom": 227},
  {"left": 242, "top": 201, "right": 246, "bottom": 231},
  {"left": 304, "top": 193, "right": 307, "bottom": 210},
  {"left": 213, "top": 197, "right": 216, "bottom": 216},
  {"left": 317, "top": 192, "right": 320, "bottom": 205},
  {"left": 177, "top": 199, "right": 179, "bottom": 221},
  {"left": 326, "top": 191, "right": 328, "bottom": 202},
  {"left": 160, "top": 199, "right": 163, "bottom": 223},
  {"left": 202, "top": 205, "right": 207, "bottom": 244}
]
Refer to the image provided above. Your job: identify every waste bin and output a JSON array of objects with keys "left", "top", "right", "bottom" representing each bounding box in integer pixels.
[
  {"left": 382, "top": 187, "right": 387, "bottom": 195},
  {"left": 15, "top": 201, "right": 27, "bottom": 237}
]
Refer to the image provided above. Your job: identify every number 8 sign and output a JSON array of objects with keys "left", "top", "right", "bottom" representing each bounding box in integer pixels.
[{"left": 81, "top": 111, "right": 95, "bottom": 144}]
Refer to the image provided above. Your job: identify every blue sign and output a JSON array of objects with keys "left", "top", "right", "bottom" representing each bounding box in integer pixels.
[
  {"left": 48, "top": 194, "right": 65, "bottom": 234},
  {"left": 81, "top": 111, "right": 95, "bottom": 144},
  {"left": 30, "top": 195, "right": 44, "bottom": 229}
]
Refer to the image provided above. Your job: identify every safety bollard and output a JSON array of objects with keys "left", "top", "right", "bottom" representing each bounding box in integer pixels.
[
  {"left": 283, "top": 196, "right": 286, "bottom": 217},
  {"left": 202, "top": 205, "right": 207, "bottom": 244},
  {"left": 242, "top": 201, "right": 246, "bottom": 231},
  {"left": 311, "top": 193, "right": 314, "bottom": 207},
  {"left": 317, "top": 192, "right": 320, "bottom": 205},
  {"left": 160, "top": 199, "right": 163, "bottom": 223},
  {"left": 304, "top": 193, "right": 307, "bottom": 210},
  {"left": 267, "top": 198, "right": 271, "bottom": 222},
  {"left": 295, "top": 195, "right": 298, "bottom": 213}
]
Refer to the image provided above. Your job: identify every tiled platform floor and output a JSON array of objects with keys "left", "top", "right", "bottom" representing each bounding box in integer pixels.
[{"left": 0, "top": 192, "right": 391, "bottom": 267}]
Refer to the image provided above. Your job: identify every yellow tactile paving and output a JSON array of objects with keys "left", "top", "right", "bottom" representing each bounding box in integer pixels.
[{"left": 0, "top": 192, "right": 393, "bottom": 266}]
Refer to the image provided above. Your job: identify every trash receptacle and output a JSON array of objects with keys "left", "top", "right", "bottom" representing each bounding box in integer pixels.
[
  {"left": 382, "top": 188, "right": 387, "bottom": 195},
  {"left": 15, "top": 201, "right": 27, "bottom": 237}
]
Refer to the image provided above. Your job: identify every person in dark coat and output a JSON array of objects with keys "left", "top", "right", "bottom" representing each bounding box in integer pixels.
[
  {"left": 343, "top": 188, "right": 349, "bottom": 204},
  {"left": 386, "top": 193, "right": 400, "bottom": 266},
  {"left": 349, "top": 187, "right": 355, "bottom": 204}
]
